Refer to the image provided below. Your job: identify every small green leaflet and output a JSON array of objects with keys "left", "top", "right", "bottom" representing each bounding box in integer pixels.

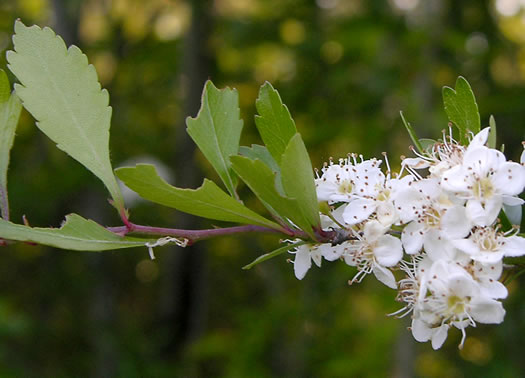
[
  {"left": 280, "top": 134, "right": 321, "bottom": 232},
  {"left": 488, "top": 115, "right": 497, "bottom": 149},
  {"left": 400, "top": 111, "right": 424, "bottom": 154},
  {"left": 239, "top": 144, "right": 284, "bottom": 194},
  {"left": 242, "top": 241, "right": 307, "bottom": 270},
  {"left": 186, "top": 81, "right": 243, "bottom": 198},
  {"left": 0, "top": 214, "right": 151, "bottom": 251},
  {"left": 115, "top": 164, "right": 281, "bottom": 230},
  {"left": 255, "top": 82, "right": 297, "bottom": 164},
  {"left": 442, "top": 76, "right": 480, "bottom": 145},
  {"left": 7, "top": 21, "right": 125, "bottom": 212},
  {"left": 0, "top": 70, "right": 22, "bottom": 220},
  {"left": 230, "top": 155, "right": 317, "bottom": 239}
]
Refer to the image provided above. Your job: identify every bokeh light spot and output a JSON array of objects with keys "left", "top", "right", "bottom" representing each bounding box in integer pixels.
[
  {"left": 321, "top": 40, "right": 343, "bottom": 64},
  {"left": 465, "top": 32, "right": 489, "bottom": 55},
  {"left": 280, "top": 19, "right": 306, "bottom": 45},
  {"left": 460, "top": 337, "right": 492, "bottom": 365},
  {"left": 136, "top": 259, "right": 159, "bottom": 283}
]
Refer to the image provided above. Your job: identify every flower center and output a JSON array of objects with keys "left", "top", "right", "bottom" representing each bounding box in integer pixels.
[
  {"left": 447, "top": 295, "right": 466, "bottom": 316},
  {"left": 423, "top": 208, "right": 441, "bottom": 228},
  {"left": 377, "top": 189, "right": 390, "bottom": 202},
  {"left": 472, "top": 177, "right": 494, "bottom": 199},
  {"left": 338, "top": 179, "right": 353, "bottom": 194}
]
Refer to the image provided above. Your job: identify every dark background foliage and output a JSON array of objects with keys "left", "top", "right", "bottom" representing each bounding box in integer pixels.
[{"left": 0, "top": 0, "right": 524, "bottom": 376}]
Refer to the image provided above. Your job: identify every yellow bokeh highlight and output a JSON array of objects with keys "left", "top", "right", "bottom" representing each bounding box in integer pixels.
[
  {"left": 18, "top": 0, "right": 49, "bottom": 21},
  {"left": 154, "top": 2, "right": 190, "bottom": 41},
  {"left": 280, "top": 19, "right": 306, "bottom": 45},
  {"left": 460, "top": 337, "right": 492, "bottom": 365},
  {"left": 490, "top": 54, "right": 520, "bottom": 86},
  {"left": 79, "top": 0, "right": 109, "bottom": 44},
  {"left": 214, "top": 0, "right": 260, "bottom": 18},
  {"left": 253, "top": 44, "right": 296, "bottom": 82},
  {"left": 92, "top": 52, "right": 117, "bottom": 85},
  {"left": 321, "top": 40, "right": 343, "bottom": 64}
]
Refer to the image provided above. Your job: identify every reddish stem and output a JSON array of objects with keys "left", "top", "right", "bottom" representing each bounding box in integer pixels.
[{"left": 107, "top": 222, "right": 303, "bottom": 244}]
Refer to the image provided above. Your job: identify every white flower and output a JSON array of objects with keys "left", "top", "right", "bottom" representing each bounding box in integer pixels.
[
  {"left": 315, "top": 161, "right": 355, "bottom": 203},
  {"left": 399, "top": 180, "right": 471, "bottom": 259},
  {"left": 454, "top": 254, "right": 508, "bottom": 299},
  {"left": 441, "top": 145, "right": 525, "bottom": 226},
  {"left": 342, "top": 160, "right": 413, "bottom": 227},
  {"left": 290, "top": 243, "right": 342, "bottom": 280},
  {"left": 452, "top": 226, "right": 525, "bottom": 264},
  {"left": 411, "top": 260, "right": 505, "bottom": 349},
  {"left": 341, "top": 220, "right": 403, "bottom": 288}
]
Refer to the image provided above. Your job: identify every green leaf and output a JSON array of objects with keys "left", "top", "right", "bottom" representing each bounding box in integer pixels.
[
  {"left": 488, "top": 115, "right": 497, "bottom": 149},
  {"left": 239, "top": 144, "right": 284, "bottom": 194},
  {"left": 6, "top": 21, "right": 124, "bottom": 212},
  {"left": 255, "top": 82, "right": 297, "bottom": 164},
  {"left": 186, "top": 80, "right": 243, "bottom": 198},
  {"left": 0, "top": 70, "right": 22, "bottom": 220},
  {"left": 0, "top": 69, "right": 10, "bottom": 103},
  {"left": 442, "top": 76, "right": 480, "bottom": 145},
  {"left": 115, "top": 164, "right": 281, "bottom": 230},
  {"left": 242, "top": 241, "right": 306, "bottom": 270},
  {"left": 230, "top": 155, "right": 316, "bottom": 239},
  {"left": 400, "top": 111, "right": 424, "bottom": 154},
  {"left": 280, "top": 133, "right": 321, "bottom": 231},
  {"left": 0, "top": 214, "right": 151, "bottom": 251}
]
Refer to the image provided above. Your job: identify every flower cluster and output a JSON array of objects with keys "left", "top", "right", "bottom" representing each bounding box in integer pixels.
[{"left": 288, "top": 128, "right": 525, "bottom": 349}]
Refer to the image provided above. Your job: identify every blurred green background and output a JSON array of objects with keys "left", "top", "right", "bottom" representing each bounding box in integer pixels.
[{"left": 1, "top": 0, "right": 525, "bottom": 376}]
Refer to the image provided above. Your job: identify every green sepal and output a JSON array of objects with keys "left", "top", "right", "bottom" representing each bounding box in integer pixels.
[
  {"left": 400, "top": 111, "right": 424, "bottom": 154},
  {"left": 488, "top": 115, "right": 497, "bottom": 149},
  {"left": 242, "top": 241, "right": 307, "bottom": 270}
]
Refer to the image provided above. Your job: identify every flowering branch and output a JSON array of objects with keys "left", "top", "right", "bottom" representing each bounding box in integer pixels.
[{"left": 107, "top": 222, "right": 334, "bottom": 245}]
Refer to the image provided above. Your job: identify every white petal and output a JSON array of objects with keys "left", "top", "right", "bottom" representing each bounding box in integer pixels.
[
  {"left": 374, "top": 235, "right": 403, "bottom": 267},
  {"left": 469, "top": 127, "right": 490, "bottom": 147},
  {"left": 492, "top": 161, "right": 525, "bottom": 196},
  {"left": 424, "top": 230, "right": 456, "bottom": 261},
  {"left": 311, "top": 249, "right": 323, "bottom": 267},
  {"left": 402, "top": 157, "right": 430, "bottom": 169},
  {"left": 376, "top": 201, "right": 398, "bottom": 227},
  {"left": 469, "top": 297, "right": 505, "bottom": 324},
  {"left": 293, "top": 249, "right": 311, "bottom": 280},
  {"left": 480, "top": 280, "right": 508, "bottom": 299},
  {"left": 372, "top": 264, "right": 397, "bottom": 289},
  {"left": 411, "top": 318, "right": 432, "bottom": 342},
  {"left": 441, "top": 165, "right": 469, "bottom": 193},
  {"left": 363, "top": 219, "right": 388, "bottom": 240},
  {"left": 342, "top": 198, "right": 376, "bottom": 225},
  {"left": 441, "top": 206, "right": 472, "bottom": 239},
  {"left": 452, "top": 238, "right": 479, "bottom": 256},
  {"left": 431, "top": 324, "right": 449, "bottom": 350},
  {"left": 401, "top": 221, "right": 424, "bottom": 254},
  {"left": 319, "top": 244, "right": 342, "bottom": 262},
  {"left": 502, "top": 202, "right": 523, "bottom": 226},
  {"left": 466, "top": 198, "right": 501, "bottom": 227},
  {"left": 500, "top": 235, "right": 525, "bottom": 257}
]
